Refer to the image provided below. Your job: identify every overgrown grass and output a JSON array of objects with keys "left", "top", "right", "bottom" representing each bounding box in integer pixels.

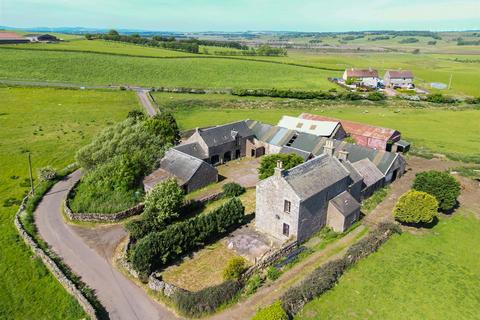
[
  {"left": 296, "top": 213, "right": 480, "bottom": 319},
  {"left": 0, "top": 87, "right": 139, "bottom": 319},
  {"left": 361, "top": 187, "right": 390, "bottom": 214}
]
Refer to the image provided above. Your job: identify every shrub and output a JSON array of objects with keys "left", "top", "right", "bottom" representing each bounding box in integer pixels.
[
  {"left": 413, "top": 171, "right": 461, "bottom": 211},
  {"left": 143, "top": 178, "right": 184, "bottom": 228},
  {"left": 426, "top": 93, "right": 457, "bottom": 104},
  {"left": 465, "top": 96, "right": 480, "bottom": 104},
  {"left": 173, "top": 280, "right": 241, "bottom": 317},
  {"left": 393, "top": 190, "right": 438, "bottom": 224},
  {"left": 38, "top": 166, "right": 57, "bottom": 182},
  {"left": 223, "top": 257, "right": 248, "bottom": 281},
  {"left": 252, "top": 301, "right": 288, "bottom": 320},
  {"left": 131, "top": 198, "right": 244, "bottom": 275},
  {"left": 366, "top": 92, "right": 386, "bottom": 101},
  {"left": 266, "top": 266, "right": 281, "bottom": 281},
  {"left": 244, "top": 273, "right": 263, "bottom": 295},
  {"left": 222, "top": 182, "right": 245, "bottom": 197},
  {"left": 258, "top": 153, "right": 304, "bottom": 179}
]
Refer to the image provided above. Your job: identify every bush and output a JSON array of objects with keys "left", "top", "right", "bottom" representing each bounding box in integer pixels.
[
  {"left": 37, "top": 166, "right": 57, "bottom": 182},
  {"left": 465, "top": 97, "right": 480, "bottom": 104},
  {"left": 258, "top": 154, "right": 304, "bottom": 179},
  {"left": 252, "top": 301, "right": 288, "bottom": 320},
  {"left": 131, "top": 198, "right": 244, "bottom": 275},
  {"left": 173, "top": 280, "right": 241, "bottom": 317},
  {"left": 244, "top": 273, "right": 263, "bottom": 295},
  {"left": 266, "top": 266, "right": 281, "bottom": 281},
  {"left": 143, "top": 178, "right": 184, "bottom": 228},
  {"left": 393, "top": 190, "right": 438, "bottom": 224},
  {"left": 413, "top": 171, "right": 461, "bottom": 212},
  {"left": 426, "top": 93, "right": 457, "bottom": 104},
  {"left": 222, "top": 182, "right": 245, "bottom": 197},
  {"left": 366, "top": 92, "right": 386, "bottom": 101},
  {"left": 223, "top": 257, "right": 248, "bottom": 281}
]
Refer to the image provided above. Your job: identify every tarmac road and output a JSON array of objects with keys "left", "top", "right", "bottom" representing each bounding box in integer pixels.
[{"left": 34, "top": 170, "right": 178, "bottom": 320}]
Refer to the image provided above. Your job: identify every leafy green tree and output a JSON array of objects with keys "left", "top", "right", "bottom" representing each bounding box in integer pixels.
[
  {"left": 413, "top": 171, "right": 461, "bottom": 211},
  {"left": 393, "top": 190, "right": 438, "bottom": 224},
  {"left": 143, "top": 178, "right": 184, "bottom": 228},
  {"left": 258, "top": 154, "right": 304, "bottom": 180},
  {"left": 108, "top": 29, "right": 119, "bottom": 36},
  {"left": 222, "top": 182, "right": 245, "bottom": 197},
  {"left": 252, "top": 301, "right": 288, "bottom": 320},
  {"left": 144, "top": 112, "right": 180, "bottom": 145},
  {"left": 223, "top": 257, "right": 247, "bottom": 281}
]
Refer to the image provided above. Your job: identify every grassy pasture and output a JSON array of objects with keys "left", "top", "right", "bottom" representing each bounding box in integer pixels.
[
  {"left": 154, "top": 92, "right": 480, "bottom": 158},
  {"left": 296, "top": 213, "right": 480, "bottom": 320},
  {"left": 0, "top": 48, "right": 337, "bottom": 90},
  {"left": 0, "top": 87, "right": 139, "bottom": 319}
]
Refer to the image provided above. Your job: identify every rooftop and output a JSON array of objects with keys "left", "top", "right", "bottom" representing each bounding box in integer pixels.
[
  {"left": 345, "top": 68, "right": 379, "bottom": 78},
  {"left": 277, "top": 115, "right": 339, "bottom": 137},
  {"left": 330, "top": 191, "right": 360, "bottom": 217},
  {"left": 198, "top": 120, "right": 253, "bottom": 148},
  {"left": 385, "top": 70, "right": 414, "bottom": 79}
]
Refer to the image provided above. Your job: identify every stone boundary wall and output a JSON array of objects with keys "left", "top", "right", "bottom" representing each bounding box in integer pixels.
[
  {"left": 64, "top": 180, "right": 144, "bottom": 222},
  {"left": 14, "top": 194, "right": 98, "bottom": 320}
]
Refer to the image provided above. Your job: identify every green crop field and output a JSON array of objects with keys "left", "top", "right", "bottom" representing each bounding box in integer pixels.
[
  {"left": 0, "top": 87, "right": 139, "bottom": 319},
  {"left": 296, "top": 212, "right": 480, "bottom": 320},
  {"left": 0, "top": 47, "right": 337, "bottom": 90},
  {"left": 153, "top": 92, "right": 480, "bottom": 158}
]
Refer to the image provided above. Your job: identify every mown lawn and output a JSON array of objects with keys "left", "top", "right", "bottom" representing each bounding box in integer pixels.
[
  {"left": 0, "top": 87, "right": 139, "bottom": 319},
  {"left": 157, "top": 93, "right": 480, "bottom": 158},
  {"left": 296, "top": 213, "right": 480, "bottom": 320}
]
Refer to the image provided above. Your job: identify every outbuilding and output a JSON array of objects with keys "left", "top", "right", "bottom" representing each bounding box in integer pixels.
[{"left": 384, "top": 70, "right": 414, "bottom": 88}]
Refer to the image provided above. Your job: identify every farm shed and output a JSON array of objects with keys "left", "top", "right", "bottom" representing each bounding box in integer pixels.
[
  {"left": 24, "top": 34, "right": 59, "bottom": 42},
  {"left": 0, "top": 32, "right": 29, "bottom": 44},
  {"left": 277, "top": 115, "right": 346, "bottom": 139},
  {"left": 351, "top": 158, "right": 385, "bottom": 198},
  {"left": 384, "top": 70, "right": 414, "bottom": 88},
  {"left": 299, "top": 113, "right": 401, "bottom": 151},
  {"left": 326, "top": 191, "right": 361, "bottom": 233},
  {"left": 143, "top": 149, "right": 217, "bottom": 193}
]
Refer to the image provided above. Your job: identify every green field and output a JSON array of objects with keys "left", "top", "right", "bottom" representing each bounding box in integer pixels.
[
  {"left": 0, "top": 87, "right": 139, "bottom": 319},
  {"left": 296, "top": 213, "right": 480, "bottom": 320},
  {"left": 154, "top": 92, "right": 480, "bottom": 158}
]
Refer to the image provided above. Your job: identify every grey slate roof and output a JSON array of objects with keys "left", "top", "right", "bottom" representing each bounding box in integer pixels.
[
  {"left": 283, "top": 154, "right": 350, "bottom": 200},
  {"left": 174, "top": 142, "right": 207, "bottom": 160},
  {"left": 198, "top": 121, "right": 253, "bottom": 147},
  {"left": 279, "top": 146, "right": 312, "bottom": 161},
  {"left": 330, "top": 191, "right": 360, "bottom": 217},
  {"left": 351, "top": 158, "right": 385, "bottom": 187}
]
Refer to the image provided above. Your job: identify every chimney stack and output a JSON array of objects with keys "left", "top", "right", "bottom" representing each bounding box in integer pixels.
[
  {"left": 338, "top": 150, "right": 349, "bottom": 162},
  {"left": 274, "top": 160, "right": 284, "bottom": 177},
  {"left": 324, "top": 139, "right": 335, "bottom": 156}
]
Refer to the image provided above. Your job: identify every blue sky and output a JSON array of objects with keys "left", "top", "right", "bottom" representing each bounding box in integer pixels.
[{"left": 1, "top": 0, "right": 479, "bottom": 31}]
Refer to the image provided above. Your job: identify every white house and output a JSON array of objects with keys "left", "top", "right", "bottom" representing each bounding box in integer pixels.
[
  {"left": 342, "top": 68, "right": 379, "bottom": 88},
  {"left": 384, "top": 70, "right": 414, "bottom": 88}
]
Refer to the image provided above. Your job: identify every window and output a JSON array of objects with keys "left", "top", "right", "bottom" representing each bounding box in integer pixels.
[
  {"left": 309, "top": 125, "right": 317, "bottom": 130},
  {"left": 284, "top": 200, "right": 291, "bottom": 213},
  {"left": 283, "top": 223, "right": 290, "bottom": 237},
  {"left": 296, "top": 122, "right": 303, "bottom": 129}
]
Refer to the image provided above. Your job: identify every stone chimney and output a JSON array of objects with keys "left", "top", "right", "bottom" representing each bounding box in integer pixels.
[
  {"left": 323, "top": 139, "right": 335, "bottom": 156},
  {"left": 338, "top": 150, "right": 349, "bottom": 162},
  {"left": 274, "top": 160, "right": 284, "bottom": 177}
]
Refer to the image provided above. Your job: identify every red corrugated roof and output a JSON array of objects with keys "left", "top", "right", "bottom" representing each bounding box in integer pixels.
[
  {"left": 299, "top": 113, "right": 399, "bottom": 141},
  {"left": 0, "top": 32, "right": 25, "bottom": 40},
  {"left": 385, "top": 70, "right": 414, "bottom": 79},
  {"left": 345, "top": 68, "right": 379, "bottom": 78}
]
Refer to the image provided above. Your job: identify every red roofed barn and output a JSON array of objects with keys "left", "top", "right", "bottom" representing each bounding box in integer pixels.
[
  {"left": 299, "top": 113, "right": 406, "bottom": 152},
  {"left": 0, "top": 32, "right": 30, "bottom": 44}
]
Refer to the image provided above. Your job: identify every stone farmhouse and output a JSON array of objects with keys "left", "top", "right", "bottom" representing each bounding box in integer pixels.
[
  {"left": 299, "top": 113, "right": 410, "bottom": 153},
  {"left": 342, "top": 68, "right": 380, "bottom": 88},
  {"left": 143, "top": 116, "right": 407, "bottom": 242},
  {"left": 384, "top": 70, "right": 414, "bottom": 88}
]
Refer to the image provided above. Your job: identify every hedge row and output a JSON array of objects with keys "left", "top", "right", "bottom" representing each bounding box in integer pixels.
[
  {"left": 231, "top": 88, "right": 386, "bottom": 101},
  {"left": 131, "top": 198, "right": 245, "bottom": 275},
  {"left": 281, "top": 222, "right": 401, "bottom": 316},
  {"left": 173, "top": 280, "right": 242, "bottom": 317}
]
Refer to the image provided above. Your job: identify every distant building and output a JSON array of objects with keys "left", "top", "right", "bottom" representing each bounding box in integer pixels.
[
  {"left": 143, "top": 148, "right": 217, "bottom": 193},
  {"left": 299, "top": 113, "right": 410, "bottom": 152},
  {"left": 277, "top": 115, "right": 346, "bottom": 139},
  {"left": 343, "top": 68, "right": 379, "bottom": 88},
  {"left": 24, "top": 34, "right": 59, "bottom": 42},
  {"left": 0, "top": 32, "right": 29, "bottom": 44},
  {"left": 384, "top": 70, "right": 414, "bottom": 88},
  {"left": 256, "top": 151, "right": 362, "bottom": 241}
]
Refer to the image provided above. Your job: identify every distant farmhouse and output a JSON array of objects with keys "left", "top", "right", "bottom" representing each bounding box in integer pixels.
[
  {"left": 299, "top": 113, "right": 410, "bottom": 153},
  {"left": 342, "top": 68, "right": 379, "bottom": 88},
  {"left": 0, "top": 32, "right": 29, "bottom": 44},
  {"left": 24, "top": 34, "right": 59, "bottom": 42},
  {"left": 384, "top": 70, "right": 415, "bottom": 88},
  {"left": 143, "top": 115, "right": 407, "bottom": 242}
]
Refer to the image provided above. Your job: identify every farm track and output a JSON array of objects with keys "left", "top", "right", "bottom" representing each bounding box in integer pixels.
[
  {"left": 0, "top": 46, "right": 344, "bottom": 72},
  {"left": 35, "top": 171, "right": 180, "bottom": 320}
]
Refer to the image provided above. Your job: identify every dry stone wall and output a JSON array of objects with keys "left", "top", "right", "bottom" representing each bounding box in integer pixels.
[{"left": 14, "top": 194, "right": 98, "bottom": 320}]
